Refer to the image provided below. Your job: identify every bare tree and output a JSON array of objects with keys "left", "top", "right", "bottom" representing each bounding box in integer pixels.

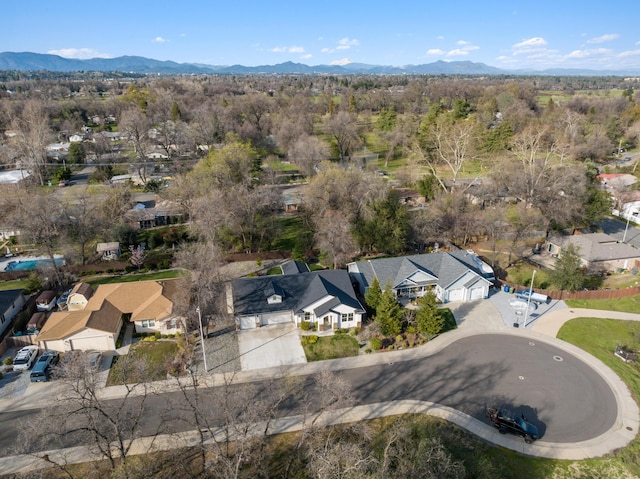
[
  {"left": 9, "top": 100, "right": 52, "bottom": 186},
  {"left": 17, "top": 353, "right": 165, "bottom": 479},
  {"left": 119, "top": 108, "right": 152, "bottom": 181},
  {"left": 287, "top": 134, "right": 330, "bottom": 177},
  {"left": 11, "top": 190, "right": 67, "bottom": 286},
  {"left": 324, "top": 111, "right": 362, "bottom": 162}
]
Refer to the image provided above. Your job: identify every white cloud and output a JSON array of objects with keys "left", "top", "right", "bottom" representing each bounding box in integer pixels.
[
  {"left": 152, "top": 36, "right": 169, "bottom": 43},
  {"left": 47, "top": 48, "right": 111, "bottom": 59},
  {"left": 338, "top": 37, "right": 359, "bottom": 47},
  {"left": 565, "top": 48, "right": 611, "bottom": 59},
  {"left": 436, "top": 35, "right": 445, "bottom": 40},
  {"left": 636, "top": 40, "right": 640, "bottom": 46},
  {"left": 300, "top": 53, "right": 313, "bottom": 60},
  {"left": 426, "top": 49, "right": 445, "bottom": 55},
  {"left": 321, "top": 47, "right": 334, "bottom": 54},
  {"left": 179, "top": 33, "right": 187, "bottom": 37},
  {"left": 457, "top": 40, "right": 471, "bottom": 46},
  {"left": 513, "top": 37, "right": 548, "bottom": 49},
  {"left": 446, "top": 49, "right": 469, "bottom": 57},
  {"left": 271, "top": 46, "right": 305, "bottom": 53},
  {"left": 618, "top": 49, "right": 640, "bottom": 58},
  {"left": 330, "top": 57, "right": 352, "bottom": 66},
  {"left": 336, "top": 37, "right": 359, "bottom": 50},
  {"left": 586, "top": 33, "right": 619, "bottom": 44}
]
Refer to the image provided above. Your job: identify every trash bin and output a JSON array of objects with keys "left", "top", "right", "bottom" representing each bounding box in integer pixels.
[{"left": 503, "top": 285, "right": 510, "bottom": 293}]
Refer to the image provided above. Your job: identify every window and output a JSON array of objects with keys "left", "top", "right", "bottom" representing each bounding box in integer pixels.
[
  {"left": 167, "top": 319, "right": 177, "bottom": 329},
  {"left": 341, "top": 313, "right": 354, "bottom": 322},
  {"left": 304, "top": 312, "right": 311, "bottom": 321},
  {"left": 141, "top": 319, "right": 155, "bottom": 328}
]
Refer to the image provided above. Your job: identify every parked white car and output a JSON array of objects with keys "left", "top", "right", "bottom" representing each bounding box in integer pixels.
[{"left": 13, "top": 345, "right": 39, "bottom": 371}]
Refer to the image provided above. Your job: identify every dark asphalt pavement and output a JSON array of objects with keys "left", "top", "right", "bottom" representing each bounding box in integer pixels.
[{"left": 0, "top": 334, "right": 617, "bottom": 455}]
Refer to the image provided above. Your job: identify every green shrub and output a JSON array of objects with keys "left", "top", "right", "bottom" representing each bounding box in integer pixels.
[
  {"left": 395, "top": 334, "right": 404, "bottom": 343},
  {"left": 365, "top": 348, "right": 372, "bottom": 354},
  {"left": 154, "top": 331, "right": 161, "bottom": 340},
  {"left": 405, "top": 326, "right": 417, "bottom": 335},
  {"left": 335, "top": 328, "right": 346, "bottom": 334},
  {"left": 3, "top": 357, "right": 13, "bottom": 366},
  {"left": 307, "top": 335, "right": 319, "bottom": 344},
  {"left": 300, "top": 321, "right": 311, "bottom": 331},
  {"left": 350, "top": 327, "right": 361, "bottom": 335},
  {"left": 370, "top": 337, "right": 383, "bottom": 350}
]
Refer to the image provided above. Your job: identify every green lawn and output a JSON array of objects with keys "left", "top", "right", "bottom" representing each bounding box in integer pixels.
[
  {"left": 303, "top": 333, "right": 360, "bottom": 361},
  {"left": 0, "top": 279, "right": 29, "bottom": 291},
  {"left": 272, "top": 215, "right": 309, "bottom": 252},
  {"left": 86, "top": 269, "right": 187, "bottom": 285},
  {"left": 557, "top": 317, "right": 640, "bottom": 477},
  {"left": 107, "top": 340, "right": 179, "bottom": 385},
  {"left": 439, "top": 308, "right": 457, "bottom": 333},
  {"left": 564, "top": 294, "right": 640, "bottom": 313}
]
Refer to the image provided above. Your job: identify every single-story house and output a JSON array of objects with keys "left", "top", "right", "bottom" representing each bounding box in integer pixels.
[
  {"left": 124, "top": 199, "right": 184, "bottom": 229},
  {"left": 348, "top": 250, "right": 495, "bottom": 303},
  {"left": 38, "top": 280, "right": 183, "bottom": 352},
  {"left": 597, "top": 173, "right": 638, "bottom": 191},
  {"left": 615, "top": 190, "right": 640, "bottom": 222},
  {"left": 96, "top": 242, "right": 121, "bottom": 261},
  {"left": 0, "top": 289, "right": 25, "bottom": 336},
  {"left": 231, "top": 269, "right": 365, "bottom": 331},
  {"left": 546, "top": 233, "right": 640, "bottom": 273}
]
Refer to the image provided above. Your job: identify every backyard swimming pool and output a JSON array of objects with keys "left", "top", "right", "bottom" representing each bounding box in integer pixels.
[{"left": 4, "top": 258, "right": 64, "bottom": 271}]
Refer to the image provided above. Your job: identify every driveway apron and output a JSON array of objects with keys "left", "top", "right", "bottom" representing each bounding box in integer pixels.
[{"left": 237, "top": 323, "right": 307, "bottom": 371}]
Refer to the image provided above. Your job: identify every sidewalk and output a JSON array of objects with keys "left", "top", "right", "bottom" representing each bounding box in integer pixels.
[{"left": 1, "top": 299, "right": 639, "bottom": 474}]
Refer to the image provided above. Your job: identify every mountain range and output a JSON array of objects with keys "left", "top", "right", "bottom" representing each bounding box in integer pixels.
[{"left": 1, "top": 51, "right": 639, "bottom": 76}]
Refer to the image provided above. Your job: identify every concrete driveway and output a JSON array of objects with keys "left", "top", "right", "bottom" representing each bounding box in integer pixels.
[{"left": 237, "top": 323, "right": 307, "bottom": 371}]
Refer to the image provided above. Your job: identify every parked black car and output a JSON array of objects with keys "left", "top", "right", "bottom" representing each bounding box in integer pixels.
[{"left": 486, "top": 407, "right": 539, "bottom": 443}]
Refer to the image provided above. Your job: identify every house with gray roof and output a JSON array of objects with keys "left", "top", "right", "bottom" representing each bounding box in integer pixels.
[
  {"left": 231, "top": 270, "right": 365, "bottom": 330},
  {"left": 546, "top": 233, "right": 640, "bottom": 273},
  {"left": 347, "top": 251, "right": 494, "bottom": 303}
]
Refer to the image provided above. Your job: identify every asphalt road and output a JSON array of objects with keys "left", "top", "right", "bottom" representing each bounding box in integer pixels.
[{"left": 0, "top": 334, "right": 617, "bottom": 455}]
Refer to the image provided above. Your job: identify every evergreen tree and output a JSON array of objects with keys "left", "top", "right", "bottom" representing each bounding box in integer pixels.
[
  {"left": 549, "top": 244, "right": 586, "bottom": 291},
  {"left": 365, "top": 276, "right": 383, "bottom": 312},
  {"left": 415, "top": 292, "right": 444, "bottom": 336},
  {"left": 375, "top": 284, "right": 402, "bottom": 337}
]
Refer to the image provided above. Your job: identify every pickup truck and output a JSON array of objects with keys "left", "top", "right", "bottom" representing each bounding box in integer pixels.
[
  {"left": 486, "top": 407, "right": 539, "bottom": 443},
  {"left": 514, "top": 289, "right": 548, "bottom": 304}
]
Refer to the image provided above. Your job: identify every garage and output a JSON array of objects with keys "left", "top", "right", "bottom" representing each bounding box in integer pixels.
[
  {"left": 447, "top": 289, "right": 465, "bottom": 302},
  {"left": 239, "top": 316, "right": 257, "bottom": 329},
  {"left": 260, "top": 311, "right": 292, "bottom": 326},
  {"left": 68, "top": 334, "right": 112, "bottom": 351},
  {"left": 470, "top": 287, "right": 485, "bottom": 301}
]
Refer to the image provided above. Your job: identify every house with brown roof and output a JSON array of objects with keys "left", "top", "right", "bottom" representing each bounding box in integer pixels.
[{"left": 37, "top": 280, "right": 183, "bottom": 352}]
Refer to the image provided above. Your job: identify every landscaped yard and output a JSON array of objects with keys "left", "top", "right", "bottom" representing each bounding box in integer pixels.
[
  {"left": 565, "top": 294, "right": 640, "bottom": 313},
  {"left": 302, "top": 333, "right": 360, "bottom": 361},
  {"left": 557, "top": 317, "right": 640, "bottom": 477},
  {"left": 86, "top": 269, "right": 187, "bottom": 286},
  {"left": 107, "top": 340, "right": 180, "bottom": 385}
]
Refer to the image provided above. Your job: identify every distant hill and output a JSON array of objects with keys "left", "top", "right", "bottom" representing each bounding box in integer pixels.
[{"left": 1, "top": 51, "right": 639, "bottom": 76}]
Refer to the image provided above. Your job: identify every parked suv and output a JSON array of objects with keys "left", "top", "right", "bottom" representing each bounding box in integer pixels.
[
  {"left": 486, "top": 407, "right": 539, "bottom": 443},
  {"left": 30, "top": 350, "right": 59, "bottom": 382},
  {"left": 13, "top": 346, "right": 39, "bottom": 371}
]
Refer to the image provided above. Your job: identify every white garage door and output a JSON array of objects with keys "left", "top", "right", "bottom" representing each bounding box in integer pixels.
[
  {"left": 470, "top": 287, "right": 485, "bottom": 301},
  {"left": 261, "top": 312, "right": 292, "bottom": 326},
  {"left": 239, "top": 316, "right": 257, "bottom": 330},
  {"left": 448, "top": 289, "right": 464, "bottom": 302},
  {"left": 69, "top": 336, "right": 110, "bottom": 351}
]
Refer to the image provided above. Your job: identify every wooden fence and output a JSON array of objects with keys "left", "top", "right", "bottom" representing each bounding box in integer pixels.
[{"left": 499, "top": 280, "right": 640, "bottom": 301}]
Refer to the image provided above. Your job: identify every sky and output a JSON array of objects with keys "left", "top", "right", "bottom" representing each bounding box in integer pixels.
[{"left": 3, "top": 0, "right": 640, "bottom": 71}]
